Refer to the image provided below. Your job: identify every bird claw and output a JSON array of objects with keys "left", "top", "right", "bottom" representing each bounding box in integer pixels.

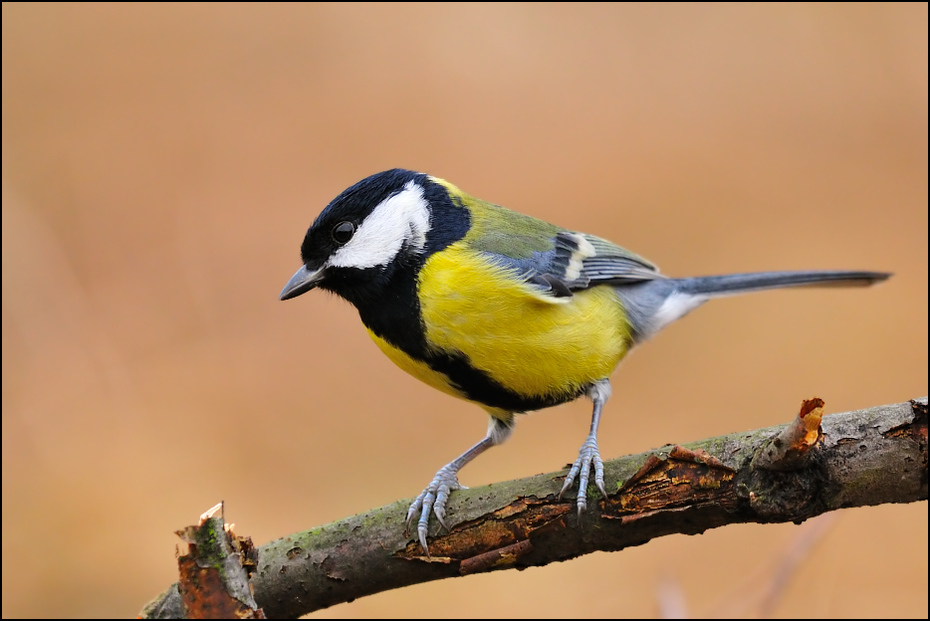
[
  {"left": 405, "top": 464, "right": 465, "bottom": 554},
  {"left": 559, "top": 434, "right": 607, "bottom": 518}
]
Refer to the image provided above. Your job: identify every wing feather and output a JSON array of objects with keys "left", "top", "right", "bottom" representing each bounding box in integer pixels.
[{"left": 478, "top": 231, "right": 663, "bottom": 299}]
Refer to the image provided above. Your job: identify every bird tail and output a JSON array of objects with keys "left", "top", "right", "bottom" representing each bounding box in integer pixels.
[
  {"left": 673, "top": 270, "right": 890, "bottom": 297},
  {"left": 616, "top": 270, "right": 890, "bottom": 342}
]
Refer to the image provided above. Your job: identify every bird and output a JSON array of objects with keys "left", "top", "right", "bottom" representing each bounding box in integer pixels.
[{"left": 279, "top": 168, "right": 889, "bottom": 554}]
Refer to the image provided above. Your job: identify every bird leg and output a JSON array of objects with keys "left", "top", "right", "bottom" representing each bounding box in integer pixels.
[
  {"left": 560, "top": 379, "right": 611, "bottom": 517},
  {"left": 406, "top": 415, "right": 514, "bottom": 554}
]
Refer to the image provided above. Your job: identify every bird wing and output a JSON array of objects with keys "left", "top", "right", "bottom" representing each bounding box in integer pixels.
[{"left": 479, "top": 230, "right": 664, "bottom": 299}]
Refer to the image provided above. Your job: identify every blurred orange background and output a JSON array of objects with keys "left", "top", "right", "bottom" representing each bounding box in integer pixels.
[{"left": 2, "top": 3, "right": 927, "bottom": 618}]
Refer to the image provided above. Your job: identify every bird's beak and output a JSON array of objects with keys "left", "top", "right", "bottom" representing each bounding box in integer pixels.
[{"left": 280, "top": 264, "right": 326, "bottom": 301}]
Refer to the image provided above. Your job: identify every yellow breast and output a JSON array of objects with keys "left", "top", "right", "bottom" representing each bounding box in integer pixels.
[{"left": 413, "top": 242, "right": 632, "bottom": 404}]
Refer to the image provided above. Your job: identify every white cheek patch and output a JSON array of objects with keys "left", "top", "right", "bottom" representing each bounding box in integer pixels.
[{"left": 329, "top": 181, "right": 432, "bottom": 269}]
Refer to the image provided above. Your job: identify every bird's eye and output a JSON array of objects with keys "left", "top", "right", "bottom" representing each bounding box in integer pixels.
[{"left": 332, "top": 221, "right": 356, "bottom": 244}]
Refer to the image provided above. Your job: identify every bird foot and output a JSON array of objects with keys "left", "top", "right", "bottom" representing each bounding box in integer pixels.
[
  {"left": 405, "top": 464, "right": 465, "bottom": 554},
  {"left": 559, "top": 434, "right": 607, "bottom": 518}
]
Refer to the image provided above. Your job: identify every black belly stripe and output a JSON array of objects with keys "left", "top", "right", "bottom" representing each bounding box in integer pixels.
[
  {"left": 421, "top": 347, "right": 583, "bottom": 412},
  {"left": 344, "top": 267, "right": 582, "bottom": 412}
]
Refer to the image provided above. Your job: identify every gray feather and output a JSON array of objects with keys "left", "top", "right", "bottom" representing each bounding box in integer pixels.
[{"left": 615, "top": 270, "right": 890, "bottom": 342}]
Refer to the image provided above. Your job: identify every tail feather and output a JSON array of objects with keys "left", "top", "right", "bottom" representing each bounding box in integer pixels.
[
  {"left": 616, "top": 270, "right": 890, "bottom": 342},
  {"left": 674, "top": 270, "right": 890, "bottom": 297}
]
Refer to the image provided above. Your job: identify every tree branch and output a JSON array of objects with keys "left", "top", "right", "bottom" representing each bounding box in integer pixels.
[{"left": 142, "top": 398, "right": 927, "bottom": 619}]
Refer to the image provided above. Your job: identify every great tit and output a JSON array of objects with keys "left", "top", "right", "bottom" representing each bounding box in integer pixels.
[{"left": 280, "top": 168, "right": 889, "bottom": 553}]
